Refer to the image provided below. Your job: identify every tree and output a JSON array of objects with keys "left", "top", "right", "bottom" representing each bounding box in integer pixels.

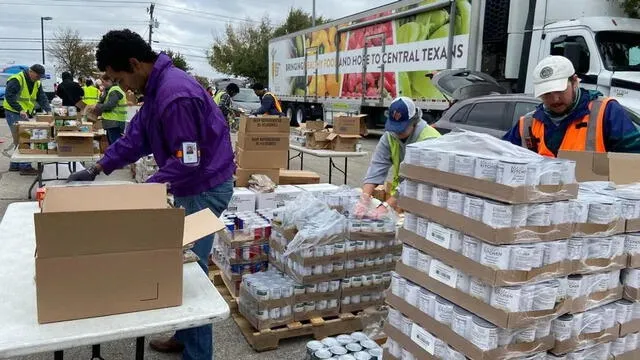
[
  {"left": 165, "top": 49, "right": 192, "bottom": 72},
  {"left": 209, "top": 16, "right": 272, "bottom": 84},
  {"left": 621, "top": 0, "right": 640, "bottom": 18},
  {"left": 193, "top": 75, "right": 210, "bottom": 89},
  {"left": 46, "top": 28, "right": 96, "bottom": 78},
  {"left": 273, "top": 8, "right": 329, "bottom": 38}
]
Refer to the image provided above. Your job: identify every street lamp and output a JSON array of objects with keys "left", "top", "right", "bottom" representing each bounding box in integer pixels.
[{"left": 40, "top": 16, "right": 53, "bottom": 64}]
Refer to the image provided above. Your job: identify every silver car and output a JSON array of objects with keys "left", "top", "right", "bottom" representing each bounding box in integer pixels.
[{"left": 231, "top": 88, "right": 261, "bottom": 114}]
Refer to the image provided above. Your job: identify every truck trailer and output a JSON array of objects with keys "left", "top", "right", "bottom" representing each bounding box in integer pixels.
[{"left": 268, "top": 0, "right": 640, "bottom": 128}]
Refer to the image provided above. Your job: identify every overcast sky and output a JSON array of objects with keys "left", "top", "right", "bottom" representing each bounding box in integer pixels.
[{"left": 0, "top": 0, "right": 390, "bottom": 80}]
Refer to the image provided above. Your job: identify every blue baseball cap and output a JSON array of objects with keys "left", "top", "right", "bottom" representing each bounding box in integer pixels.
[{"left": 385, "top": 97, "right": 417, "bottom": 134}]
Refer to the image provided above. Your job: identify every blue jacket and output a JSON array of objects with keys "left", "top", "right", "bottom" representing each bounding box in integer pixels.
[{"left": 503, "top": 89, "right": 640, "bottom": 155}]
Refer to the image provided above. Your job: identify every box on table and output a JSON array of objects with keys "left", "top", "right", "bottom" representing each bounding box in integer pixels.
[
  {"left": 305, "top": 130, "right": 332, "bottom": 150},
  {"left": 239, "top": 115, "right": 290, "bottom": 134},
  {"left": 333, "top": 114, "right": 367, "bottom": 136},
  {"left": 558, "top": 150, "right": 640, "bottom": 184},
  {"left": 228, "top": 187, "right": 257, "bottom": 212},
  {"left": 35, "top": 114, "right": 54, "bottom": 123},
  {"left": 305, "top": 120, "right": 326, "bottom": 132},
  {"left": 237, "top": 132, "right": 289, "bottom": 151},
  {"left": 34, "top": 183, "right": 223, "bottom": 323},
  {"left": 327, "top": 133, "right": 360, "bottom": 152},
  {"left": 279, "top": 169, "right": 320, "bottom": 185},
  {"left": 253, "top": 185, "right": 304, "bottom": 210},
  {"left": 296, "top": 183, "right": 340, "bottom": 196},
  {"left": 236, "top": 148, "right": 287, "bottom": 169},
  {"left": 56, "top": 132, "right": 94, "bottom": 156},
  {"left": 235, "top": 168, "right": 280, "bottom": 187}
]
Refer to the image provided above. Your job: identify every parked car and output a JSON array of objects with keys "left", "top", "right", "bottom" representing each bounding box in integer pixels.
[{"left": 232, "top": 88, "right": 261, "bottom": 113}]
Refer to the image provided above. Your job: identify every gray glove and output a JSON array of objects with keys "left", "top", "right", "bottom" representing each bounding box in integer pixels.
[{"left": 67, "top": 166, "right": 100, "bottom": 182}]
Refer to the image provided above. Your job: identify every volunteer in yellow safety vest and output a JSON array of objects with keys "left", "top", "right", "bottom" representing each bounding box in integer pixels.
[
  {"left": 213, "top": 83, "right": 240, "bottom": 118},
  {"left": 86, "top": 74, "right": 128, "bottom": 145},
  {"left": 82, "top": 79, "right": 100, "bottom": 105},
  {"left": 250, "top": 82, "right": 285, "bottom": 116},
  {"left": 362, "top": 97, "right": 441, "bottom": 209},
  {"left": 2, "top": 64, "right": 51, "bottom": 175}
]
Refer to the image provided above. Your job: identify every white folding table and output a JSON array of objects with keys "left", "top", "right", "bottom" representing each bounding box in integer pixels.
[
  {"left": 10, "top": 152, "right": 101, "bottom": 199},
  {"left": 0, "top": 202, "right": 230, "bottom": 360},
  {"left": 288, "top": 144, "right": 368, "bottom": 184}
]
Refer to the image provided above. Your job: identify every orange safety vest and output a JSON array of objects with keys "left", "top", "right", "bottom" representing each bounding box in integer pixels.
[
  {"left": 264, "top": 91, "right": 283, "bottom": 114},
  {"left": 519, "top": 97, "right": 612, "bottom": 157}
]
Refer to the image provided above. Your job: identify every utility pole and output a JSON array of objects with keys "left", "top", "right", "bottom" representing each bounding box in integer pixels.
[
  {"left": 312, "top": 0, "right": 316, "bottom": 27},
  {"left": 147, "top": 2, "right": 155, "bottom": 45}
]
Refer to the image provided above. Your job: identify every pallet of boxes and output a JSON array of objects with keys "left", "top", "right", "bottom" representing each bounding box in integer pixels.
[
  {"left": 235, "top": 115, "right": 290, "bottom": 186},
  {"left": 380, "top": 131, "right": 640, "bottom": 360}
]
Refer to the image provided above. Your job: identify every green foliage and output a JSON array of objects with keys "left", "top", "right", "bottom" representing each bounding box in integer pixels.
[
  {"left": 621, "top": 0, "right": 640, "bottom": 18},
  {"left": 165, "top": 50, "right": 192, "bottom": 72}
]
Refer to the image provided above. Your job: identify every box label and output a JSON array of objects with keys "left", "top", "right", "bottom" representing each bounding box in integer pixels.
[
  {"left": 428, "top": 259, "right": 458, "bottom": 288},
  {"left": 410, "top": 323, "right": 436, "bottom": 355},
  {"left": 426, "top": 222, "right": 452, "bottom": 249}
]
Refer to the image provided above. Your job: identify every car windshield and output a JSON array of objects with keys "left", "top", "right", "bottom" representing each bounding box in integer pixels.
[
  {"left": 233, "top": 88, "right": 260, "bottom": 103},
  {"left": 596, "top": 31, "right": 640, "bottom": 71},
  {"left": 0, "top": 74, "right": 10, "bottom": 85}
]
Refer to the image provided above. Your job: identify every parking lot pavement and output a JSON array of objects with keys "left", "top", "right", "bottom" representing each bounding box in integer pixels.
[{"left": 1, "top": 118, "right": 384, "bottom": 360}]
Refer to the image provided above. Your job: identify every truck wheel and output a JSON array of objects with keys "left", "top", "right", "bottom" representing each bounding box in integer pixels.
[
  {"left": 286, "top": 106, "right": 295, "bottom": 122},
  {"left": 294, "top": 106, "right": 306, "bottom": 126}
]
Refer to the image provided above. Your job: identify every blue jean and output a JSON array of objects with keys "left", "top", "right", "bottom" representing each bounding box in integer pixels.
[
  {"left": 173, "top": 180, "right": 233, "bottom": 360},
  {"left": 105, "top": 123, "right": 126, "bottom": 145},
  {"left": 5, "top": 110, "right": 32, "bottom": 170}
]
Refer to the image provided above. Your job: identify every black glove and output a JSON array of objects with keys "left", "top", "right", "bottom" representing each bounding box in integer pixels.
[{"left": 67, "top": 166, "right": 100, "bottom": 182}]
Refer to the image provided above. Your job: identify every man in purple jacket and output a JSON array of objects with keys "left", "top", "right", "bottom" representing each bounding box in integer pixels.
[{"left": 68, "top": 29, "right": 235, "bottom": 360}]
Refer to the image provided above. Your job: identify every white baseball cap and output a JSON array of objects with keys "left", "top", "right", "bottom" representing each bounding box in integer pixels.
[{"left": 532, "top": 56, "right": 575, "bottom": 98}]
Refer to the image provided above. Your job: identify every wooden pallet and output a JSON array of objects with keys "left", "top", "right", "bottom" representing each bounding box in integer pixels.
[
  {"left": 233, "top": 311, "right": 365, "bottom": 352},
  {"left": 208, "top": 268, "right": 238, "bottom": 313}
]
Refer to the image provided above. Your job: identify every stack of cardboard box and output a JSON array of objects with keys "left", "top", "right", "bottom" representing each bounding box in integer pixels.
[
  {"left": 328, "top": 115, "right": 365, "bottom": 152},
  {"left": 235, "top": 115, "right": 290, "bottom": 186}
]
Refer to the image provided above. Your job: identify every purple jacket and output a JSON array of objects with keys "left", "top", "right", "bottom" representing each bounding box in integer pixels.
[{"left": 98, "top": 53, "right": 235, "bottom": 197}]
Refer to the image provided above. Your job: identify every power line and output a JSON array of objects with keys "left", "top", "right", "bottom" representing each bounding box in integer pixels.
[
  {"left": 0, "top": 2, "right": 146, "bottom": 8},
  {"left": 155, "top": 6, "right": 258, "bottom": 24},
  {"left": 0, "top": 48, "right": 41, "bottom": 51}
]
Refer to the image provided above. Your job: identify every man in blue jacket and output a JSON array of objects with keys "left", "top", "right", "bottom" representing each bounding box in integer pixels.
[
  {"left": 503, "top": 56, "right": 640, "bottom": 156},
  {"left": 67, "top": 29, "right": 235, "bottom": 360}
]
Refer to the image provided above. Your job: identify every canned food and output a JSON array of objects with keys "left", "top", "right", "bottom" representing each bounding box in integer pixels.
[
  {"left": 490, "top": 286, "right": 522, "bottom": 312},
  {"left": 481, "top": 243, "right": 511, "bottom": 270},
  {"left": 483, "top": 200, "right": 513, "bottom": 228},
  {"left": 462, "top": 235, "right": 481, "bottom": 262},
  {"left": 511, "top": 204, "right": 528, "bottom": 227},
  {"left": 474, "top": 157, "right": 499, "bottom": 181},
  {"left": 496, "top": 161, "right": 528, "bottom": 186},
  {"left": 446, "top": 191, "right": 465, "bottom": 214},
  {"left": 469, "top": 278, "right": 492, "bottom": 303},
  {"left": 344, "top": 343, "right": 362, "bottom": 353},
  {"left": 470, "top": 317, "right": 499, "bottom": 351},
  {"left": 431, "top": 187, "right": 448, "bottom": 207},
  {"left": 418, "top": 289, "right": 437, "bottom": 317},
  {"left": 533, "top": 281, "right": 559, "bottom": 311},
  {"left": 306, "top": 340, "right": 325, "bottom": 356},
  {"left": 552, "top": 314, "right": 573, "bottom": 341},
  {"left": 434, "top": 296, "right": 454, "bottom": 326},
  {"left": 463, "top": 196, "right": 485, "bottom": 221},
  {"left": 527, "top": 203, "right": 552, "bottom": 226},
  {"left": 452, "top": 306, "right": 473, "bottom": 338},
  {"left": 416, "top": 183, "right": 433, "bottom": 203},
  {"left": 435, "top": 151, "right": 454, "bottom": 172}
]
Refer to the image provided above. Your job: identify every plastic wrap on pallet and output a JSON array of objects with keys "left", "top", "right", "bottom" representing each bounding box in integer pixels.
[{"left": 237, "top": 270, "right": 295, "bottom": 330}]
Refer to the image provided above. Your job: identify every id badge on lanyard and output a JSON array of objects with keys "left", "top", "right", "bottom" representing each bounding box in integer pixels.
[{"left": 181, "top": 142, "right": 200, "bottom": 167}]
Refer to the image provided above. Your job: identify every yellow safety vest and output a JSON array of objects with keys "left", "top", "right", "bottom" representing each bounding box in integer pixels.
[
  {"left": 388, "top": 125, "right": 441, "bottom": 196},
  {"left": 264, "top": 91, "right": 283, "bottom": 114},
  {"left": 2, "top": 71, "right": 40, "bottom": 114},
  {"left": 101, "top": 86, "right": 127, "bottom": 121},
  {"left": 83, "top": 85, "right": 100, "bottom": 105},
  {"left": 213, "top": 90, "right": 226, "bottom": 105}
]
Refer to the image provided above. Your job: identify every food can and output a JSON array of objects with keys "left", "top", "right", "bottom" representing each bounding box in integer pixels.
[
  {"left": 329, "top": 346, "right": 348, "bottom": 357},
  {"left": 318, "top": 282, "right": 329, "bottom": 293},
  {"left": 452, "top": 306, "right": 473, "bottom": 338},
  {"left": 305, "top": 302, "right": 315, "bottom": 312},
  {"left": 361, "top": 293, "right": 371, "bottom": 303},
  {"left": 552, "top": 201, "right": 571, "bottom": 225},
  {"left": 568, "top": 238, "right": 586, "bottom": 261},
  {"left": 552, "top": 314, "right": 574, "bottom": 341},
  {"left": 469, "top": 278, "right": 492, "bottom": 303},
  {"left": 313, "top": 265, "right": 324, "bottom": 275},
  {"left": 313, "top": 349, "right": 332, "bottom": 360},
  {"left": 352, "top": 276, "right": 363, "bottom": 288},
  {"left": 328, "top": 299, "right": 338, "bottom": 309},
  {"left": 615, "top": 299, "right": 634, "bottom": 324},
  {"left": 463, "top": 196, "right": 485, "bottom": 221},
  {"left": 560, "top": 160, "right": 576, "bottom": 184},
  {"left": 364, "top": 257, "right": 375, "bottom": 267},
  {"left": 434, "top": 296, "right": 454, "bottom": 326},
  {"left": 334, "top": 242, "right": 345, "bottom": 254},
  {"left": 400, "top": 349, "right": 415, "bottom": 360},
  {"left": 384, "top": 253, "right": 394, "bottom": 264},
  {"left": 306, "top": 340, "right": 325, "bottom": 356},
  {"left": 387, "top": 339, "right": 401, "bottom": 358},
  {"left": 314, "top": 246, "right": 325, "bottom": 258},
  {"left": 474, "top": 157, "right": 499, "bottom": 181},
  {"left": 342, "top": 278, "right": 352, "bottom": 289},
  {"left": 387, "top": 308, "right": 401, "bottom": 328},
  {"left": 400, "top": 315, "right": 413, "bottom": 336},
  {"left": 462, "top": 235, "right": 481, "bottom": 262},
  {"left": 454, "top": 154, "right": 475, "bottom": 176},
  {"left": 582, "top": 308, "right": 604, "bottom": 334},
  {"left": 294, "top": 303, "right": 305, "bottom": 313},
  {"left": 418, "top": 289, "right": 437, "bottom": 317},
  {"left": 470, "top": 317, "right": 499, "bottom": 351},
  {"left": 416, "top": 183, "right": 433, "bottom": 203},
  {"left": 341, "top": 296, "right": 351, "bottom": 305},
  {"left": 624, "top": 268, "right": 640, "bottom": 288},
  {"left": 281, "top": 305, "right": 291, "bottom": 317},
  {"left": 490, "top": 286, "right": 522, "bottom": 312},
  {"left": 446, "top": 191, "right": 465, "bottom": 214},
  {"left": 401, "top": 245, "right": 418, "bottom": 268},
  {"left": 533, "top": 281, "right": 559, "bottom": 311},
  {"left": 610, "top": 235, "right": 625, "bottom": 257},
  {"left": 346, "top": 241, "right": 357, "bottom": 252},
  {"left": 480, "top": 243, "right": 511, "bottom": 270},
  {"left": 350, "top": 331, "right": 368, "bottom": 342},
  {"left": 374, "top": 256, "right": 384, "bottom": 266},
  {"left": 415, "top": 217, "right": 429, "bottom": 237},
  {"left": 535, "top": 319, "right": 552, "bottom": 339},
  {"left": 402, "top": 181, "right": 418, "bottom": 199},
  {"left": 611, "top": 337, "right": 627, "bottom": 356},
  {"left": 519, "top": 285, "right": 536, "bottom": 312},
  {"left": 257, "top": 309, "right": 269, "bottom": 321},
  {"left": 509, "top": 244, "right": 539, "bottom": 271},
  {"left": 601, "top": 304, "right": 617, "bottom": 329},
  {"left": 543, "top": 240, "right": 568, "bottom": 265},
  {"left": 316, "top": 300, "right": 328, "bottom": 311},
  {"left": 307, "top": 284, "right": 318, "bottom": 293},
  {"left": 567, "top": 275, "right": 584, "bottom": 299},
  {"left": 431, "top": 187, "right": 449, "bottom": 208},
  {"left": 354, "top": 259, "right": 365, "bottom": 268},
  {"left": 447, "top": 346, "right": 466, "bottom": 360},
  {"left": 527, "top": 203, "right": 552, "bottom": 226},
  {"left": 570, "top": 199, "right": 590, "bottom": 224},
  {"left": 515, "top": 325, "right": 536, "bottom": 343},
  {"left": 345, "top": 260, "right": 355, "bottom": 270},
  {"left": 586, "top": 238, "right": 612, "bottom": 260},
  {"left": 496, "top": 160, "right": 528, "bottom": 186},
  {"left": 435, "top": 151, "right": 455, "bottom": 172},
  {"left": 456, "top": 272, "right": 471, "bottom": 294},
  {"left": 367, "top": 348, "right": 382, "bottom": 360},
  {"left": 539, "top": 160, "right": 562, "bottom": 185},
  {"left": 365, "top": 240, "right": 376, "bottom": 251},
  {"left": 416, "top": 252, "right": 432, "bottom": 273},
  {"left": 511, "top": 204, "right": 528, "bottom": 227},
  {"left": 362, "top": 275, "right": 373, "bottom": 286},
  {"left": 588, "top": 201, "right": 620, "bottom": 225},
  {"left": 344, "top": 342, "right": 361, "bottom": 353},
  {"left": 355, "top": 241, "right": 366, "bottom": 251},
  {"left": 269, "top": 307, "right": 281, "bottom": 320},
  {"left": 625, "top": 332, "right": 638, "bottom": 352},
  {"left": 333, "top": 262, "right": 344, "bottom": 272},
  {"left": 482, "top": 200, "right": 513, "bottom": 228},
  {"left": 373, "top": 274, "right": 383, "bottom": 285}
]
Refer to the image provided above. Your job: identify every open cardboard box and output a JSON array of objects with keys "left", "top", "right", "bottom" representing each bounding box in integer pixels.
[
  {"left": 398, "top": 228, "right": 571, "bottom": 286},
  {"left": 558, "top": 150, "right": 640, "bottom": 184},
  {"left": 34, "top": 183, "right": 224, "bottom": 323},
  {"left": 398, "top": 196, "right": 573, "bottom": 244},
  {"left": 387, "top": 293, "right": 554, "bottom": 360},
  {"left": 395, "top": 262, "right": 572, "bottom": 329},
  {"left": 234, "top": 167, "right": 280, "bottom": 187},
  {"left": 400, "top": 163, "right": 578, "bottom": 205}
]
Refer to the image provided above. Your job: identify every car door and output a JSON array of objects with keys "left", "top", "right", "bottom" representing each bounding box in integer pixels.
[{"left": 457, "top": 101, "right": 511, "bottom": 137}]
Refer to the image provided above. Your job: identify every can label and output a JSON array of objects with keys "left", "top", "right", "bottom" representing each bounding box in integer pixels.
[
  {"left": 509, "top": 245, "right": 538, "bottom": 271},
  {"left": 527, "top": 203, "right": 552, "bottom": 226},
  {"left": 452, "top": 309, "right": 472, "bottom": 338},
  {"left": 474, "top": 158, "right": 498, "bottom": 181},
  {"left": 431, "top": 187, "right": 449, "bottom": 207},
  {"left": 418, "top": 290, "right": 436, "bottom": 317},
  {"left": 463, "top": 196, "right": 484, "bottom": 221},
  {"left": 540, "top": 160, "right": 562, "bottom": 185},
  {"left": 434, "top": 299, "right": 453, "bottom": 326},
  {"left": 417, "top": 183, "right": 433, "bottom": 203},
  {"left": 533, "top": 282, "right": 559, "bottom": 311},
  {"left": 446, "top": 191, "right": 465, "bottom": 214},
  {"left": 588, "top": 202, "right": 619, "bottom": 224},
  {"left": 469, "top": 278, "right": 492, "bottom": 303},
  {"left": 416, "top": 216, "right": 429, "bottom": 237},
  {"left": 481, "top": 243, "right": 511, "bottom": 270},
  {"left": 482, "top": 201, "right": 513, "bottom": 228},
  {"left": 552, "top": 315, "right": 573, "bottom": 341},
  {"left": 416, "top": 252, "right": 432, "bottom": 273},
  {"left": 470, "top": 320, "right": 498, "bottom": 351},
  {"left": 551, "top": 201, "right": 571, "bottom": 225},
  {"left": 435, "top": 152, "right": 454, "bottom": 172},
  {"left": 490, "top": 286, "right": 522, "bottom": 312},
  {"left": 454, "top": 155, "right": 475, "bottom": 176},
  {"left": 525, "top": 162, "right": 541, "bottom": 185},
  {"left": 401, "top": 245, "right": 418, "bottom": 268},
  {"left": 511, "top": 204, "right": 528, "bottom": 227},
  {"left": 544, "top": 240, "right": 568, "bottom": 265},
  {"left": 428, "top": 259, "right": 458, "bottom": 288},
  {"left": 496, "top": 161, "right": 528, "bottom": 186}
]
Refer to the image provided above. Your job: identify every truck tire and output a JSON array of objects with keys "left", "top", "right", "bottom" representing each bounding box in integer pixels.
[
  {"left": 286, "top": 105, "right": 295, "bottom": 123},
  {"left": 294, "top": 106, "right": 306, "bottom": 126}
]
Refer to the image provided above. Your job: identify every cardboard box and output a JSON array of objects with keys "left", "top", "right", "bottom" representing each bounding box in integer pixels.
[
  {"left": 340, "top": 299, "right": 384, "bottom": 313},
  {"left": 569, "top": 254, "right": 627, "bottom": 275},
  {"left": 570, "top": 287, "right": 623, "bottom": 313},
  {"left": 629, "top": 254, "right": 640, "bottom": 268},
  {"left": 228, "top": 187, "right": 257, "bottom": 212},
  {"left": 305, "top": 130, "right": 332, "bottom": 150},
  {"left": 613, "top": 349, "right": 640, "bottom": 360},
  {"left": 56, "top": 132, "right": 94, "bottom": 156},
  {"left": 398, "top": 196, "right": 573, "bottom": 244},
  {"left": 35, "top": 114, "right": 54, "bottom": 123},
  {"left": 550, "top": 325, "right": 619, "bottom": 355},
  {"left": 253, "top": 185, "right": 304, "bottom": 210},
  {"left": 395, "top": 262, "right": 571, "bottom": 329},
  {"left": 296, "top": 183, "right": 340, "bottom": 196},
  {"left": 305, "top": 120, "right": 325, "bottom": 131},
  {"left": 293, "top": 289, "right": 340, "bottom": 303},
  {"left": 387, "top": 293, "right": 554, "bottom": 360},
  {"left": 235, "top": 168, "right": 280, "bottom": 187},
  {"left": 558, "top": 150, "right": 640, "bottom": 184},
  {"left": 400, "top": 163, "right": 579, "bottom": 204},
  {"left": 294, "top": 307, "right": 339, "bottom": 322},
  {"left": 398, "top": 228, "right": 571, "bottom": 286},
  {"left": 383, "top": 322, "right": 438, "bottom": 360},
  {"left": 237, "top": 133, "right": 289, "bottom": 151},
  {"left": 239, "top": 115, "right": 290, "bottom": 134},
  {"left": 345, "top": 262, "right": 396, "bottom": 277},
  {"left": 34, "top": 184, "right": 223, "bottom": 323},
  {"left": 279, "top": 170, "right": 320, "bottom": 185},
  {"left": 623, "top": 286, "right": 640, "bottom": 301},
  {"left": 333, "top": 114, "right": 367, "bottom": 136},
  {"left": 619, "top": 318, "right": 640, "bottom": 337},
  {"left": 327, "top": 133, "right": 360, "bottom": 152},
  {"left": 236, "top": 148, "right": 287, "bottom": 169},
  {"left": 254, "top": 191, "right": 276, "bottom": 210}
]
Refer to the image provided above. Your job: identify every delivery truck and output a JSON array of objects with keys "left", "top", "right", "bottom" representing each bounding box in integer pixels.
[{"left": 268, "top": 0, "right": 640, "bottom": 128}]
